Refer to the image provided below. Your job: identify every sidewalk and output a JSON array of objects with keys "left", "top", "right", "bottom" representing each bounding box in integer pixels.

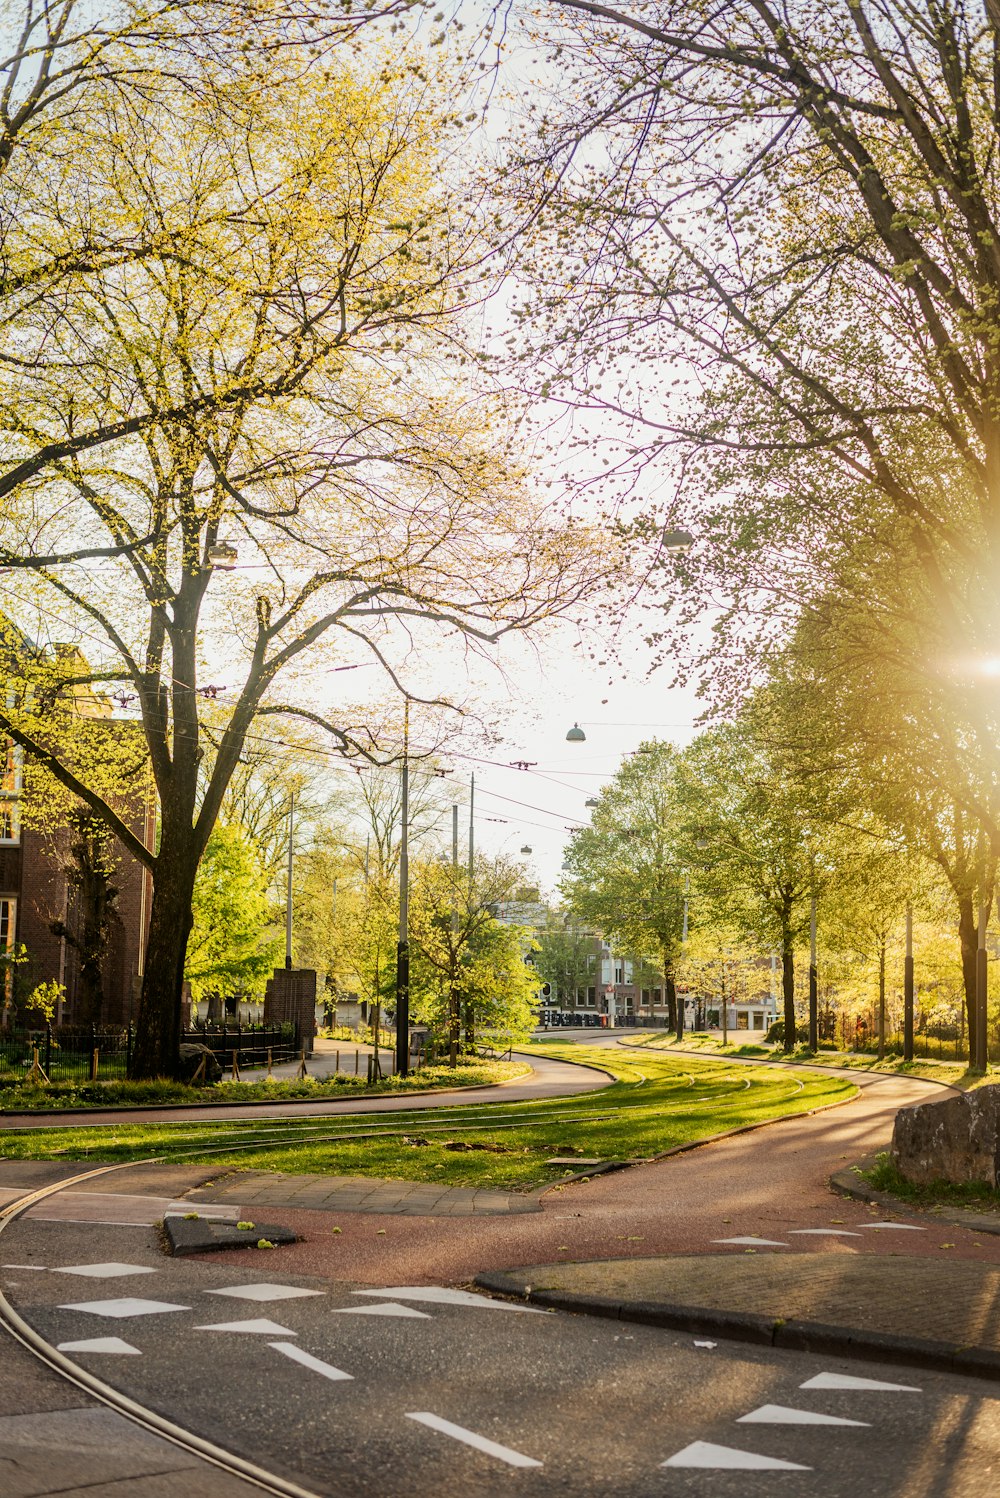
[{"left": 476, "top": 1251, "right": 1000, "bottom": 1380}]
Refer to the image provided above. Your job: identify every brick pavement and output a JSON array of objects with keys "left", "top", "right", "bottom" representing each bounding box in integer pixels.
[
  {"left": 478, "top": 1252, "right": 1000, "bottom": 1355},
  {"left": 185, "top": 1169, "right": 540, "bottom": 1216}
]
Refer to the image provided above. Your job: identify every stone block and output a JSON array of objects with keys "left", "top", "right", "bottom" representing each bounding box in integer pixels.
[{"left": 891, "top": 1084, "right": 1000, "bottom": 1187}]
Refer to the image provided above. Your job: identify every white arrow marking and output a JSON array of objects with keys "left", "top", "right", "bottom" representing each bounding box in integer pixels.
[
  {"left": 406, "top": 1413, "right": 542, "bottom": 1468},
  {"left": 739, "top": 1404, "right": 869, "bottom": 1427},
  {"left": 268, "top": 1343, "right": 353, "bottom": 1381},
  {"left": 662, "top": 1440, "right": 810, "bottom": 1470},
  {"left": 800, "top": 1372, "right": 921, "bottom": 1392}
]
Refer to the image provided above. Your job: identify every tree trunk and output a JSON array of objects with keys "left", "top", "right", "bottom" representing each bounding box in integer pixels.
[
  {"left": 448, "top": 979, "right": 460, "bottom": 1067},
  {"left": 129, "top": 853, "right": 197, "bottom": 1079},
  {"left": 877, "top": 940, "right": 886, "bottom": 1061},
  {"left": 665, "top": 956, "right": 681, "bottom": 1043},
  {"left": 782, "top": 942, "right": 795, "bottom": 1052},
  {"left": 958, "top": 895, "right": 978, "bottom": 1067}
]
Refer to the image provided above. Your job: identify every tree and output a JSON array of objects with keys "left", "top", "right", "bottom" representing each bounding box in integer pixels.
[
  {"left": 532, "top": 913, "right": 598, "bottom": 1008},
  {"left": 507, "top": 2, "right": 1000, "bottom": 984},
  {"left": 0, "top": 43, "right": 603, "bottom": 1078},
  {"left": 677, "top": 715, "right": 839, "bottom": 1052},
  {"left": 560, "top": 741, "right": 688, "bottom": 1039},
  {"left": 408, "top": 854, "right": 536, "bottom": 1058},
  {"left": 186, "top": 823, "right": 281, "bottom": 1009}
]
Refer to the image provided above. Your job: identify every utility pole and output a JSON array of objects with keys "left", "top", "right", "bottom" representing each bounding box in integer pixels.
[
  {"left": 284, "top": 792, "right": 294, "bottom": 970},
  {"left": 395, "top": 704, "right": 410, "bottom": 1077},
  {"left": 903, "top": 903, "right": 914, "bottom": 1062},
  {"left": 450, "top": 803, "right": 460, "bottom": 1066},
  {"left": 468, "top": 772, "right": 475, "bottom": 877}
]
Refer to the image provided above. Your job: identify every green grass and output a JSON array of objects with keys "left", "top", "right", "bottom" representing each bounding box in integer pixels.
[
  {"left": 0, "top": 1043, "right": 856, "bottom": 1193},
  {"left": 861, "top": 1151, "right": 1000, "bottom": 1215},
  {"left": 630, "top": 1032, "right": 995, "bottom": 1089},
  {"left": 0, "top": 1059, "right": 529, "bottom": 1113}
]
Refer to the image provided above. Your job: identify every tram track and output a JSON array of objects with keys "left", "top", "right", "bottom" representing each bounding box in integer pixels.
[{"left": 0, "top": 1160, "right": 325, "bottom": 1498}]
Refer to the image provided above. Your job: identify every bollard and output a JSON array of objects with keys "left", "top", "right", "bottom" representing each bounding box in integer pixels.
[
  {"left": 90, "top": 1048, "right": 99, "bottom": 1082},
  {"left": 355, "top": 1047, "right": 359, "bottom": 1076},
  {"left": 335, "top": 1049, "right": 339, "bottom": 1074}
]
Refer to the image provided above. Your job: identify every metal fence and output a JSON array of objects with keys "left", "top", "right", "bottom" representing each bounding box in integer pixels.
[{"left": 0, "top": 1020, "right": 301, "bottom": 1085}]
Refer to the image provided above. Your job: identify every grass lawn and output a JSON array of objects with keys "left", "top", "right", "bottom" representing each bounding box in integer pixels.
[
  {"left": 0, "top": 1059, "right": 529, "bottom": 1113},
  {"left": 861, "top": 1150, "right": 1000, "bottom": 1215},
  {"left": 0, "top": 1043, "right": 856, "bottom": 1192},
  {"left": 630, "top": 1032, "right": 994, "bottom": 1090}
]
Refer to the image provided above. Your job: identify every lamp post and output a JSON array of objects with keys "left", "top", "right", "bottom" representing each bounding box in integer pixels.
[
  {"left": 284, "top": 792, "right": 294, "bottom": 971},
  {"left": 808, "top": 886, "right": 818, "bottom": 1053},
  {"left": 975, "top": 897, "right": 989, "bottom": 1072},
  {"left": 904, "top": 903, "right": 914, "bottom": 1062},
  {"left": 395, "top": 704, "right": 410, "bottom": 1077}
]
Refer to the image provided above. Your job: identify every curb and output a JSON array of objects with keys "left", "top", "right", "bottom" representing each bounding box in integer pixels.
[
  {"left": 831, "top": 1157, "right": 1000, "bottom": 1238},
  {"left": 474, "top": 1270, "right": 1000, "bottom": 1383}
]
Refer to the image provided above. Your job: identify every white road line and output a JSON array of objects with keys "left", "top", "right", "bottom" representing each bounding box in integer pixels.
[
  {"left": 787, "top": 1229, "right": 862, "bottom": 1237},
  {"left": 862, "top": 1221, "right": 925, "bottom": 1231},
  {"left": 354, "top": 1287, "right": 546, "bottom": 1313},
  {"left": 800, "top": 1372, "right": 921, "bottom": 1393},
  {"left": 268, "top": 1343, "right": 353, "bottom": 1381},
  {"left": 333, "top": 1303, "right": 430, "bottom": 1319},
  {"left": 405, "top": 1412, "right": 543, "bottom": 1468},
  {"left": 711, "top": 1236, "right": 789, "bottom": 1247},
  {"left": 52, "top": 1262, "right": 158, "bottom": 1278},
  {"left": 56, "top": 1336, "right": 142, "bottom": 1356},
  {"left": 662, "top": 1440, "right": 810, "bottom": 1471},
  {"left": 205, "top": 1284, "right": 324, "bottom": 1302},
  {"left": 738, "top": 1404, "right": 869, "bottom": 1427},
  {"left": 58, "top": 1298, "right": 189, "bottom": 1318},
  {"left": 195, "top": 1318, "right": 297, "bottom": 1335}
]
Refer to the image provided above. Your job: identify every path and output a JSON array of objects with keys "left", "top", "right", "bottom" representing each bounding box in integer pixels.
[{"left": 0, "top": 1048, "right": 610, "bottom": 1129}]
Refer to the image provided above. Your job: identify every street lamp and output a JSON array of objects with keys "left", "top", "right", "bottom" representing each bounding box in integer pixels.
[
  {"left": 566, "top": 722, "right": 586, "bottom": 742},
  {"left": 660, "top": 528, "right": 694, "bottom": 555},
  {"left": 207, "top": 540, "right": 239, "bottom": 569},
  {"left": 520, "top": 844, "right": 532, "bottom": 854},
  {"left": 585, "top": 797, "right": 599, "bottom": 809}
]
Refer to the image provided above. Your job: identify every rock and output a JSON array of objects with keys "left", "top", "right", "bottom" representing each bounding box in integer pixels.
[
  {"left": 178, "top": 1042, "right": 222, "bottom": 1083},
  {"left": 892, "top": 1085, "right": 1000, "bottom": 1188}
]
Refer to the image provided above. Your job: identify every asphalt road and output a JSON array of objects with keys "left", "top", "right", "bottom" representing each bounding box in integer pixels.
[
  {"left": 2, "top": 1034, "right": 997, "bottom": 1496},
  {"left": 4, "top": 1215, "right": 999, "bottom": 1498}
]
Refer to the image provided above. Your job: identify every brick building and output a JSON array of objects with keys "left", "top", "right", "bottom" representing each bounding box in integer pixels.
[{"left": 0, "top": 649, "right": 153, "bottom": 1026}]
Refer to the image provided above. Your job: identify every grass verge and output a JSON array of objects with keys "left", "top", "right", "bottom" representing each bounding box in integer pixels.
[
  {"left": 0, "top": 1043, "right": 856, "bottom": 1192},
  {"left": 860, "top": 1150, "right": 1000, "bottom": 1215},
  {"left": 0, "top": 1059, "right": 529, "bottom": 1113},
  {"left": 629, "top": 1032, "right": 994, "bottom": 1090}
]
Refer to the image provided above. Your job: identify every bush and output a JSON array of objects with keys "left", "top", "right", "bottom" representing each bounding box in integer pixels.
[{"left": 765, "top": 1019, "right": 784, "bottom": 1044}]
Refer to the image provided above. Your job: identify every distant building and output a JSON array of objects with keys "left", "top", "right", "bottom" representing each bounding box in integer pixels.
[{"left": 0, "top": 642, "right": 153, "bottom": 1027}]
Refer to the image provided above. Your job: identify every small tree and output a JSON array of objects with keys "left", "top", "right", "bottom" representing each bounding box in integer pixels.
[{"left": 186, "top": 824, "right": 281, "bottom": 1013}]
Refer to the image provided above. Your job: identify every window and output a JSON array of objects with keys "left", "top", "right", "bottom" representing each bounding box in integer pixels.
[
  {"left": 0, "top": 739, "right": 21, "bottom": 845},
  {"left": 0, "top": 896, "right": 15, "bottom": 1006}
]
